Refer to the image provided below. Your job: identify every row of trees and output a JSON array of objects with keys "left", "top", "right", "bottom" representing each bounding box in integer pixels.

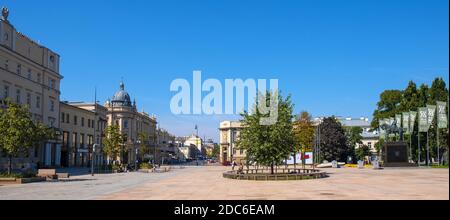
[
  {"left": 371, "top": 77, "right": 448, "bottom": 163},
  {"left": 103, "top": 124, "right": 151, "bottom": 166},
  {"left": 237, "top": 91, "right": 362, "bottom": 174},
  {"left": 0, "top": 100, "right": 152, "bottom": 175},
  {"left": 0, "top": 101, "right": 56, "bottom": 175}
]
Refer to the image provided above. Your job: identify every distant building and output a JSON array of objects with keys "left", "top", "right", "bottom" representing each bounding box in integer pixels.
[
  {"left": 203, "top": 139, "right": 216, "bottom": 158},
  {"left": 219, "top": 121, "right": 245, "bottom": 164},
  {"left": 183, "top": 135, "right": 204, "bottom": 158},
  {"left": 156, "top": 128, "right": 177, "bottom": 163}
]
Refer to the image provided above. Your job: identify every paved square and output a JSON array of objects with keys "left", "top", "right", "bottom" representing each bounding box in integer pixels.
[{"left": 0, "top": 166, "right": 448, "bottom": 200}]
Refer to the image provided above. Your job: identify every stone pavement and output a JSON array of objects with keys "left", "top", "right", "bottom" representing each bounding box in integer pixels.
[
  {"left": 97, "top": 166, "right": 448, "bottom": 200},
  {"left": 0, "top": 170, "right": 181, "bottom": 200},
  {"left": 0, "top": 166, "right": 448, "bottom": 200}
]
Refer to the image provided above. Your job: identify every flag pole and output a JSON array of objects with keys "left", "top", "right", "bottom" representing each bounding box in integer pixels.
[
  {"left": 426, "top": 131, "right": 430, "bottom": 167},
  {"left": 435, "top": 103, "right": 440, "bottom": 166},
  {"left": 418, "top": 132, "right": 421, "bottom": 167}
]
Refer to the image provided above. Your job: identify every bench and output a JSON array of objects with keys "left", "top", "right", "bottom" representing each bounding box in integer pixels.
[
  {"left": 37, "top": 169, "right": 58, "bottom": 180},
  {"left": 56, "top": 173, "right": 70, "bottom": 179}
]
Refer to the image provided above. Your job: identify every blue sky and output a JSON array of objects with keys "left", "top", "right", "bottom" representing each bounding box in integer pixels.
[{"left": 3, "top": 0, "right": 448, "bottom": 141}]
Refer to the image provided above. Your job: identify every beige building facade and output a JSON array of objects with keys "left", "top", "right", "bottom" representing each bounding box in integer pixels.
[
  {"left": 104, "top": 82, "right": 158, "bottom": 165},
  {"left": 0, "top": 8, "right": 63, "bottom": 169},
  {"left": 59, "top": 102, "right": 107, "bottom": 167},
  {"left": 219, "top": 121, "right": 246, "bottom": 164}
]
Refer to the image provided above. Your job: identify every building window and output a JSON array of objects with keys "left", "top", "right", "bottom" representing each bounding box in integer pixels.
[
  {"left": 15, "top": 89, "right": 21, "bottom": 103},
  {"left": 48, "top": 117, "right": 55, "bottom": 127},
  {"left": 27, "top": 69, "right": 32, "bottom": 80},
  {"left": 88, "top": 135, "right": 93, "bottom": 146},
  {"left": 36, "top": 96, "right": 40, "bottom": 109},
  {"left": 124, "top": 120, "right": 128, "bottom": 129},
  {"left": 50, "top": 100, "right": 55, "bottom": 112},
  {"left": 72, "top": 133, "right": 78, "bottom": 148},
  {"left": 368, "top": 142, "right": 372, "bottom": 148},
  {"left": 74, "top": 116, "right": 78, "bottom": 125},
  {"left": 49, "top": 79, "right": 55, "bottom": 89},
  {"left": 26, "top": 93, "right": 31, "bottom": 106},
  {"left": 66, "top": 114, "right": 70, "bottom": 123},
  {"left": 37, "top": 73, "right": 41, "bottom": 83},
  {"left": 63, "top": 132, "right": 69, "bottom": 150},
  {"left": 17, "top": 64, "right": 21, "bottom": 75},
  {"left": 87, "top": 119, "right": 90, "bottom": 128},
  {"left": 4, "top": 60, "right": 8, "bottom": 70},
  {"left": 81, "top": 117, "right": 85, "bottom": 127},
  {"left": 80, "top": 133, "right": 85, "bottom": 148},
  {"left": 49, "top": 55, "right": 55, "bottom": 66},
  {"left": 61, "top": 113, "right": 65, "bottom": 123},
  {"left": 3, "top": 85, "right": 9, "bottom": 99}
]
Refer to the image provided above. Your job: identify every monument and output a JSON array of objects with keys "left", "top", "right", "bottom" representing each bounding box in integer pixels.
[{"left": 380, "top": 118, "right": 416, "bottom": 167}]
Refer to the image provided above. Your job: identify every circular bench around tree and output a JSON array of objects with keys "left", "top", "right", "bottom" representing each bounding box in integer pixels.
[{"left": 223, "top": 168, "right": 327, "bottom": 181}]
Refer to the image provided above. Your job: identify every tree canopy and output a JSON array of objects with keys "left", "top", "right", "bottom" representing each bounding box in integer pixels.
[
  {"left": 237, "top": 91, "right": 295, "bottom": 174},
  {"left": 371, "top": 77, "right": 448, "bottom": 164},
  {"left": 319, "top": 117, "right": 350, "bottom": 162},
  {"left": 103, "top": 124, "right": 123, "bottom": 165},
  {"left": 0, "top": 101, "right": 55, "bottom": 174}
]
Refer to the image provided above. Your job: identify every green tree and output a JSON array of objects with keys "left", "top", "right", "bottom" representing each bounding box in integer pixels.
[
  {"left": 399, "top": 81, "right": 420, "bottom": 111},
  {"left": 355, "top": 145, "right": 371, "bottom": 162},
  {"left": 429, "top": 77, "right": 448, "bottom": 104},
  {"left": 427, "top": 78, "right": 449, "bottom": 164},
  {"left": 319, "top": 117, "right": 350, "bottom": 162},
  {"left": 292, "top": 111, "right": 315, "bottom": 168},
  {"left": 346, "top": 126, "right": 363, "bottom": 163},
  {"left": 237, "top": 91, "right": 295, "bottom": 174},
  {"left": 347, "top": 127, "right": 363, "bottom": 148},
  {"left": 374, "top": 139, "right": 384, "bottom": 158},
  {"left": 371, "top": 90, "right": 402, "bottom": 129},
  {"left": 103, "top": 125, "right": 122, "bottom": 165},
  {"left": 371, "top": 77, "right": 449, "bottom": 165},
  {"left": 417, "top": 84, "right": 430, "bottom": 107},
  {"left": 211, "top": 144, "right": 220, "bottom": 159},
  {"left": 0, "top": 101, "right": 55, "bottom": 174},
  {"left": 138, "top": 132, "right": 149, "bottom": 160}
]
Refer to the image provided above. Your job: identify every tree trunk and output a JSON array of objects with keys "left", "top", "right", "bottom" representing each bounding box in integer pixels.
[
  {"left": 8, "top": 154, "right": 12, "bottom": 175},
  {"left": 302, "top": 151, "right": 306, "bottom": 169},
  {"left": 270, "top": 163, "right": 274, "bottom": 174},
  {"left": 293, "top": 153, "right": 297, "bottom": 170}
]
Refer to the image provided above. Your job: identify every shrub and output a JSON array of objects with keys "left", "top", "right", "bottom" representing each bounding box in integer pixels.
[
  {"left": 0, "top": 170, "right": 37, "bottom": 178},
  {"left": 139, "top": 163, "right": 153, "bottom": 169}
]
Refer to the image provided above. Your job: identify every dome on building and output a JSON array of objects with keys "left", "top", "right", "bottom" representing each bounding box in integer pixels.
[{"left": 111, "top": 82, "right": 132, "bottom": 107}]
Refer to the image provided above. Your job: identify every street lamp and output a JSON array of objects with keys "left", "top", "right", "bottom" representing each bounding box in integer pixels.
[
  {"left": 135, "top": 140, "right": 141, "bottom": 171},
  {"left": 91, "top": 144, "right": 98, "bottom": 176}
]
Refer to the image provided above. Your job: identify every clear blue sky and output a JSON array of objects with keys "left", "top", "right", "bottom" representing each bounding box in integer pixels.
[{"left": 3, "top": 0, "right": 448, "bottom": 141}]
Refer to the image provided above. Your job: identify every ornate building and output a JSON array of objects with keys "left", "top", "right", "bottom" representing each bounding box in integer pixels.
[
  {"left": 0, "top": 7, "right": 63, "bottom": 169},
  {"left": 104, "top": 82, "right": 157, "bottom": 165}
]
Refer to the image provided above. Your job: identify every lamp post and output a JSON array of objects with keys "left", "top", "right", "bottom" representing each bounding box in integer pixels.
[
  {"left": 91, "top": 144, "right": 98, "bottom": 176},
  {"left": 135, "top": 140, "right": 141, "bottom": 171}
]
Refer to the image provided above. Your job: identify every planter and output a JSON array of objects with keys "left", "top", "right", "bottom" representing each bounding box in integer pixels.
[
  {"left": 223, "top": 168, "right": 327, "bottom": 181},
  {"left": 0, "top": 177, "right": 46, "bottom": 184}
]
